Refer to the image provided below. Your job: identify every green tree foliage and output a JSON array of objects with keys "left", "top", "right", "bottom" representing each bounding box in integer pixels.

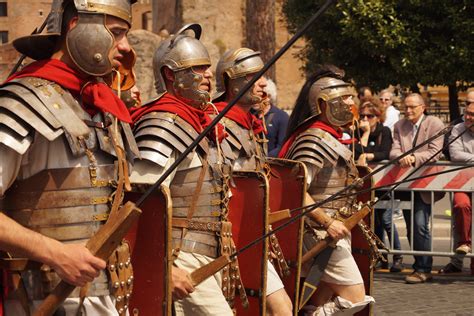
[{"left": 283, "top": 0, "right": 474, "bottom": 120}]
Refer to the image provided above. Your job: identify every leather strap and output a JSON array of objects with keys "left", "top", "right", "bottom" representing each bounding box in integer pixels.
[
  {"left": 178, "top": 155, "right": 209, "bottom": 246},
  {"left": 172, "top": 218, "right": 222, "bottom": 233}
]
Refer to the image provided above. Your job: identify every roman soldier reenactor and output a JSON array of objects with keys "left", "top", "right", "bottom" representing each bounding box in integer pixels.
[{"left": 0, "top": 0, "right": 139, "bottom": 314}]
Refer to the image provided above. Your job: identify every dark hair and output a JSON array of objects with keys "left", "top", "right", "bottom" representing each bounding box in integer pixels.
[
  {"left": 60, "top": 1, "right": 78, "bottom": 38},
  {"left": 284, "top": 64, "right": 345, "bottom": 142}
]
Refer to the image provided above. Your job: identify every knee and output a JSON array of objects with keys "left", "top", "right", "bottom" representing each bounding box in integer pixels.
[
  {"left": 350, "top": 285, "right": 367, "bottom": 303},
  {"left": 266, "top": 290, "right": 293, "bottom": 316}
]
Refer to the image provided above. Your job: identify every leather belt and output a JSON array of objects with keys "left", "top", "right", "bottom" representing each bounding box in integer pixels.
[
  {"left": 172, "top": 218, "right": 222, "bottom": 233},
  {"left": 174, "top": 238, "right": 218, "bottom": 258}
]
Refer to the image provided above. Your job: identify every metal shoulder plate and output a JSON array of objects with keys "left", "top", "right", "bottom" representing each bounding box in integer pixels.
[
  {"left": 222, "top": 117, "right": 254, "bottom": 158},
  {"left": 133, "top": 111, "right": 208, "bottom": 167},
  {"left": 286, "top": 128, "right": 352, "bottom": 169},
  {"left": 0, "top": 77, "right": 90, "bottom": 154}
]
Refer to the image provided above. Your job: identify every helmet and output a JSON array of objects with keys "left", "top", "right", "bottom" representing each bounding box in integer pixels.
[
  {"left": 13, "top": 0, "right": 136, "bottom": 76},
  {"left": 214, "top": 48, "right": 264, "bottom": 105},
  {"left": 152, "top": 24, "right": 211, "bottom": 109},
  {"left": 308, "top": 76, "right": 356, "bottom": 127}
]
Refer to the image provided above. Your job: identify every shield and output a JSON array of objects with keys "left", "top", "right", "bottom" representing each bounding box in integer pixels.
[
  {"left": 352, "top": 165, "right": 375, "bottom": 316},
  {"left": 124, "top": 185, "right": 173, "bottom": 316},
  {"left": 228, "top": 170, "right": 269, "bottom": 315},
  {"left": 266, "top": 158, "right": 307, "bottom": 316}
]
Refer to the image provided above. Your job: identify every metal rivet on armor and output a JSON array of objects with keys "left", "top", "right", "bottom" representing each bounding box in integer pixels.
[
  {"left": 121, "top": 281, "right": 126, "bottom": 287},
  {"left": 126, "top": 293, "right": 131, "bottom": 300},
  {"left": 237, "top": 285, "right": 242, "bottom": 289},
  {"left": 178, "top": 83, "right": 184, "bottom": 89},
  {"left": 231, "top": 284, "right": 235, "bottom": 289},
  {"left": 116, "top": 295, "right": 123, "bottom": 302},
  {"left": 125, "top": 261, "right": 130, "bottom": 268},
  {"left": 223, "top": 287, "right": 227, "bottom": 291},
  {"left": 223, "top": 277, "right": 228, "bottom": 282},
  {"left": 119, "top": 262, "right": 124, "bottom": 269},
  {"left": 124, "top": 305, "right": 128, "bottom": 311},
  {"left": 114, "top": 282, "right": 120, "bottom": 289},
  {"left": 280, "top": 259, "right": 284, "bottom": 263},
  {"left": 223, "top": 267, "right": 228, "bottom": 272},
  {"left": 236, "top": 275, "right": 240, "bottom": 280},
  {"left": 233, "top": 266, "right": 238, "bottom": 271},
  {"left": 94, "top": 53, "right": 103, "bottom": 62},
  {"left": 53, "top": 103, "right": 60, "bottom": 109},
  {"left": 109, "top": 264, "right": 116, "bottom": 271},
  {"left": 118, "top": 308, "right": 124, "bottom": 314},
  {"left": 127, "top": 277, "right": 133, "bottom": 285},
  {"left": 277, "top": 252, "right": 281, "bottom": 256},
  {"left": 130, "top": 276, "right": 134, "bottom": 281}
]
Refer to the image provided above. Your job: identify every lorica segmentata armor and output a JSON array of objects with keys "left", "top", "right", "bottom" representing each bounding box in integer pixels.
[
  {"left": 0, "top": 77, "right": 138, "bottom": 305},
  {"left": 286, "top": 127, "right": 358, "bottom": 220}
]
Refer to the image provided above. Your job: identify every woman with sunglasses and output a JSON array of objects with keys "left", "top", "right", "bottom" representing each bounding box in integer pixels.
[
  {"left": 352, "top": 97, "right": 404, "bottom": 273},
  {"left": 353, "top": 97, "right": 392, "bottom": 165}
]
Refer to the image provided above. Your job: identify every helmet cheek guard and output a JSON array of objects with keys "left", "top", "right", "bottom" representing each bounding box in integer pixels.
[
  {"left": 13, "top": 0, "right": 135, "bottom": 77},
  {"left": 308, "top": 77, "right": 356, "bottom": 127},
  {"left": 173, "top": 67, "right": 210, "bottom": 109},
  {"left": 326, "top": 97, "right": 355, "bottom": 127},
  {"left": 213, "top": 47, "right": 264, "bottom": 104},
  {"left": 66, "top": 13, "right": 114, "bottom": 76},
  {"left": 152, "top": 24, "right": 212, "bottom": 108},
  {"left": 227, "top": 75, "right": 262, "bottom": 106}
]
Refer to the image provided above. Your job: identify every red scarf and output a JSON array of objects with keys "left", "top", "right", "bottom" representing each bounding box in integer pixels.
[
  {"left": 7, "top": 59, "right": 132, "bottom": 123},
  {"left": 213, "top": 102, "right": 266, "bottom": 135},
  {"left": 278, "top": 119, "right": 354, "bottom": 158},
  {"left": 130, "top": 93, "right": 227, "bottom": 143}
]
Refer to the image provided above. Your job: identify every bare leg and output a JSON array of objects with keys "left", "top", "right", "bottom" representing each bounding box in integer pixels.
[
  {"left": 266, "top": 288, "right": 293, "bottom": 316},
  {"left": 310, "top": 281, "right": 365, "bottom": 307}
]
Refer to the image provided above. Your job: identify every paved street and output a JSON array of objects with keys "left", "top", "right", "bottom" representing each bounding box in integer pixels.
[
  {"left": 372, "top": 194, "right": 474, "bottom": 315},
  {"left": 373, "top": 271, "right": 474, "bottom": 315}
]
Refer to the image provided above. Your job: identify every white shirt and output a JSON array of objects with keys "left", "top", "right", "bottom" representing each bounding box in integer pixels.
[{"left": 383, "top": 105, "right": 400, "bottom": 133}]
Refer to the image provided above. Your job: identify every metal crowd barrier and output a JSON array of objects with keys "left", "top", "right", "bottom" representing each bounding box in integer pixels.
[{"left": 369, "top": 161, "right": 474, "bottom": 260}]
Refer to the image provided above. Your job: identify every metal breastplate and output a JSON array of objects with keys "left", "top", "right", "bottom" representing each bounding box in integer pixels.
[
  {"left": 221, "top": 117, "right": 266, "bottom": 171},
  {"left": 308, "top": 157, "right": 358, "bottom": 217},
  {"left": 0, "top": 77, "right": 138, "bottom": 301},
  {"left": 170, "top": 144, "right": 231, "bottom": 258},
  {"left": 286, "top": 127, "right": 357, "bottom": 219}
]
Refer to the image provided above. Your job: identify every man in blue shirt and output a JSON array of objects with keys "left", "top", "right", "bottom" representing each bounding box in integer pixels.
[{"left": 253, "top": 78, "right": 290, "bottom": 157}]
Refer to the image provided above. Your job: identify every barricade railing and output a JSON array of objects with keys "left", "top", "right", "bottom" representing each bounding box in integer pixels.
[{"left": 369, "top": 161, "right": 474, "bottom": 262}]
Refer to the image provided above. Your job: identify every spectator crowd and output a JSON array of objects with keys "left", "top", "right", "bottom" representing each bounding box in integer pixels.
[{"left": 269, "top": 81, "right": 473, "bottom": 284}]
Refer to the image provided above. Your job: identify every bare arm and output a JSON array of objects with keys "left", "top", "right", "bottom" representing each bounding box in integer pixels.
[
  {"left": 0, "top": 212, "right": 105, "bottom": 286},
  {"left": 304, "top": 193, "right": 349, "bottom": 240},
  {"left": 0, "top": 145, "right": 105, "bottom": 287},
  {"left": 171, "top": 266, "right": 195, "bottom": 300}
]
